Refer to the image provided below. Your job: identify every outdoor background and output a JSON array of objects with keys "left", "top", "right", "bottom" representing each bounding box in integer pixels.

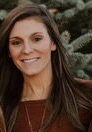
[{"left": 0, "top": 0, "right": 92, "bottom": 80}]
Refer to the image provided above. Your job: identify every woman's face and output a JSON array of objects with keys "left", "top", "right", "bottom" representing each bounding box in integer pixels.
[{"left": 9, "top": 17, "right": 56, "bottom": 77}]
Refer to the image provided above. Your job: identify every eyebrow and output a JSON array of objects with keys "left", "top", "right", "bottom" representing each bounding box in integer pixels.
[
  {"left": 31, "top": 32, "right": 43, "bottom": 36},
  {"left": 9, "top": 36, "right": 22, "bottom": 40},
  {"left": 9, "top": 32, "right": 44, "bottom": 40}
]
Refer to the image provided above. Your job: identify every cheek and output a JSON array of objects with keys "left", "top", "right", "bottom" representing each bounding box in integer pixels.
[
  {"left": 39, "top": 47, "right": 52, "bottom": 60},
  {"left": 38, "top": 46, "right": 52, "bottom": 57},
  {"left": 37, "top": 40, "right": 53, "bottom": 53},
  {"left": 9, "top": 47, "right": 20, "bottom": 60}
]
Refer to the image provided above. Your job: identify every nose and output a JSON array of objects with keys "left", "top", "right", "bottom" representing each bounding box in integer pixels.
[{"left": 22, "top": 41, "right": 34, "bottom": 54}]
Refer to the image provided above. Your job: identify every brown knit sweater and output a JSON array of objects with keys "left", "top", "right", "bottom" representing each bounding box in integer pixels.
[{"left": 12, "top": 100, "right": 92, "bottom": 132}]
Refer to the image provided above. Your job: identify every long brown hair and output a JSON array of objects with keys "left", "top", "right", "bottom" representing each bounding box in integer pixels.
[
  {"left": 0, "top": 107, "right": 6, "bottom": 132},
  {"left": 0, "top": 4, "right": 92, "bottom": 132}
]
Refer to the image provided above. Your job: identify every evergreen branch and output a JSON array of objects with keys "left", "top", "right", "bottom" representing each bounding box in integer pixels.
[
  {"left": 0, "top": 10, "right": 8, "bottom": 21},
  {"left": 68, "top": 53, "right": 91, "bottom": 69},
  {"left": 85, "top": 1, "right": 92, "bottom": 10},
  {"left": 55, "top": 0, "right": 84, "bottom": 7},
  {"left": 73, "top": 69, "right": 90, "bottom": 79},
  {"left": 68, "top": 33, "right": 92, "bottom": 52},
  {"left": 55, "top": 7, "right": 78, "bottom": 20}
]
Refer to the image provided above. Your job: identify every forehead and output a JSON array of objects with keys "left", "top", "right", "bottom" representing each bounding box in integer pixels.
[{"left": 9, "top": 17, "right": 48, "bottom": 37}]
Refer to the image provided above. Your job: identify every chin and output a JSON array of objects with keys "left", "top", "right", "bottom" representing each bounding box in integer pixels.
[{"left": 22, "top": 70, "right": 41, "bottom": 77}]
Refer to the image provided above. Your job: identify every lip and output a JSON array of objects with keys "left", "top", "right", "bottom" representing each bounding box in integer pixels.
[{"left": 21, "top": 57, "right": 40, "bottom": 63}]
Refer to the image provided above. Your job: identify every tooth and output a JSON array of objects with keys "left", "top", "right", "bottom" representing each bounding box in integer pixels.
[{"left": 23, "top": 58, "right": 37, "bottom": 63}]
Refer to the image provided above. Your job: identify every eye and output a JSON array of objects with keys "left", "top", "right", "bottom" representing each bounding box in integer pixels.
[
  {"left": 32, "top": 36, "right": 43, "bottom": 42},
  {"left": 35, "top": 37, "right": 43, "bottom": 42},
  {"left": 9, "top": 40, "right": 22, "bottom": 46}
]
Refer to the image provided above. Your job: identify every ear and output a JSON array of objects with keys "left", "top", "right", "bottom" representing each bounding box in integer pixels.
[{"left": 51, "top": 41, "right": 56, "bottom": 51}]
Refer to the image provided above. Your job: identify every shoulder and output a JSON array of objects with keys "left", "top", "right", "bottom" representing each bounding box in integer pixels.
[
  {"left": 74, "top": 78, "right": 92, "bottom": 89},
  {"left": 74, "top": 78, "right": 92, "bottom": 130}
]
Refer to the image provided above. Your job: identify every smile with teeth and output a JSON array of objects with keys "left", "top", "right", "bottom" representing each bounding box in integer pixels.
[{"left": 22, "top": 58, "right": 39, "bottom": 63}]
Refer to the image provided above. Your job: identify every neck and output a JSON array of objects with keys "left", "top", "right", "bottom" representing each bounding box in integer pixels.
[{"left": 22, "top": 66, "right": 53, "bottom": 101}]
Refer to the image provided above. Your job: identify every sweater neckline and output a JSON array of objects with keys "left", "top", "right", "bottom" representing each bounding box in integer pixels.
[{"left": 21, "top": 99, "right": 47, "bottom": 104}]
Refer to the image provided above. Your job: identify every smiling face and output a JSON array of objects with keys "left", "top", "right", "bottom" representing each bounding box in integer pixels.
[{"left": 9, "top": 17, "right": 56, "bottom": 77}]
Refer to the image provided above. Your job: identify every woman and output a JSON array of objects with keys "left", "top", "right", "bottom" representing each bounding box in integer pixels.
[{"left": 0, "top": 4, "right": 92, "bottom": 132}]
